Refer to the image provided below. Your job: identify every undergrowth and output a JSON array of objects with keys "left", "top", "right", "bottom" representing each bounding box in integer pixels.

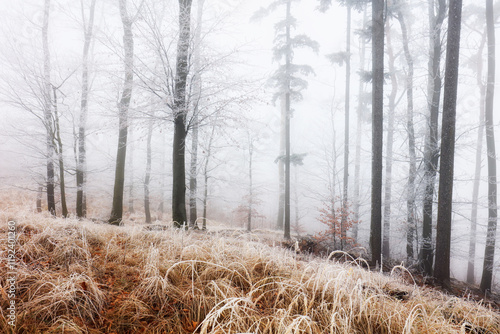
[{"left": 0, "top": 199, "right": 499, "bottom": 333}]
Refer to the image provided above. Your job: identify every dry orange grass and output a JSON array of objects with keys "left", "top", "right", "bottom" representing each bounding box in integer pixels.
[{"left": 0, "top": 195, "right": 499, "bottom": 333}]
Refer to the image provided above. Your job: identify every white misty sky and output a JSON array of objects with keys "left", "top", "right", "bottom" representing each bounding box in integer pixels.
[{"left": 1, "top": 0, "right": 500, "bottom": 279}]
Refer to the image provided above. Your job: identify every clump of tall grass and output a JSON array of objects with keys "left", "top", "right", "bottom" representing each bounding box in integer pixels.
[{"left": 0, "top": 194, "right": 499, "bottom": 333}]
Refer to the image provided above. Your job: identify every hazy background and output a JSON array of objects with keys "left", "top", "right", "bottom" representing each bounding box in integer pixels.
[{"left": 1, "top": 0, "right": 500, "bottom": 283}]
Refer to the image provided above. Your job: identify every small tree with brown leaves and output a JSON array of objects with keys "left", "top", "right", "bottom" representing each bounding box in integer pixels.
[{"left": 315, "top": 199, "right": 358, "bottom": 251}]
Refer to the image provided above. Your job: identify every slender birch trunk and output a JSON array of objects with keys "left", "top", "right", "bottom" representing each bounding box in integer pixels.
[{"left": 76, "top": 0, "right": 96, "bottom": 218}]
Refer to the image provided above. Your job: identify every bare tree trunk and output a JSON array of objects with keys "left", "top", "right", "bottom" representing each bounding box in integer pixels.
[
  {"left": 158, "top": 131, "right": 166, "bottom": 218},
  {"left": 277, "top": 95, "right": 285, "bottom": 230},
  {"left": 128, "top": 126, "right": 134, "bottom": 213},
  {"left": 434, "top": 0, "right": 463, "bottom": 288},
  {"left": 421, "top": 0, "right": 446, "bottom": 276},
  {"left": 341, "top": 4, "right": 351, "bottom": 251},
  {"left": 172, "top": 0, "right": 192, "bottom": 228},
  {"left": 480, "top": 0, "right": 497, "bottom": 293},
  {"left": 42, "top": 0, "right": 56, "bottom": 216},
  {"left": 467, "top": 31, "right": 486, "bottom": 285},
  {"left": 294, "top": 167, "right": 301, "bottom": 236},
  {"left": 247, "top": 139, "right": 253, "bottom": 232},
  {"left": 202, "top": 170, "right": 208, "bottom": 230},
  {"left": 109, "top": 0, "right": 134, "bottom": 225},
  {"left": 189, "top": 119, "right": 199, "bottom": 227},
  {"left": 52, "top": 86, "right": 68, "bottom": 218},
  {"left": 202, "top": 125, "right": 216, "bottom": 230},
  {"left": 76, "top": 0, "right": 96, "bottom": 218},
  {"left": 189, "top": 0, "right": 205, "bottom": 229},
  {"left": 397, "top": 7, "right": 417, "bottom": 262},
  {"left": 370, "top": 0, "right": 384, "bottom": 266},
  {"left": 353, "top": 8, "right": 368, "bottom": 243},
  {"left": 284, "top": 0, "right": 292, "bottom": 240},
  {"left": 144, "top": 115, "right": 153, "bottom": 224},
  {"left": 382, "top": 22, "right": 397, "bottom": 261}
]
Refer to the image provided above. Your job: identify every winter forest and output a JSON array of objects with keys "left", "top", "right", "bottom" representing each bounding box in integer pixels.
[{"left": 2, "top": 0, "right": 500, "bottom": 332}]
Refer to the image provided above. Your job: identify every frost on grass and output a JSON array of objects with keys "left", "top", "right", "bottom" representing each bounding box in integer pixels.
[{"left": 0, "top": 200, "right": 499, "bottom": 333}]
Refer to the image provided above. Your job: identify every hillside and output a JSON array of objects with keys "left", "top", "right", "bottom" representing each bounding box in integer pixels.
[{"left": 1, "top": 199, "right": 500, "bottom": 333}]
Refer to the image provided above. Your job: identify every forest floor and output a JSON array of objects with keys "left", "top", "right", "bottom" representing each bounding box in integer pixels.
[{"left": 1, "top": 193, "right": 500, "bottom": 333}]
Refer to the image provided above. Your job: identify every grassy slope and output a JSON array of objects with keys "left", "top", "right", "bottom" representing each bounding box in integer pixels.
[{"left": 1, "top": 198, "right": 499, "bottom": 333}]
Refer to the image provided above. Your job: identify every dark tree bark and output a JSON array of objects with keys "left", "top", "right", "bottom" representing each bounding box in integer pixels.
[
  {"left": 42, "top": 0, "right": 56, "bottom": 216},
  {"left": 172, "top": 0, "right": 192, "bottom": 229},
  {"left": 370, "top": 0, "right": 384, "bottom": 266},
  {"left": 434, "top": 0, "right": 463, "bottom": 288},
  {"left": 420, "top": 0, "right": 446, "bottom": 276},
  {"left": 480, "top": 0, "right": 497, "bottom": 293},
  {"left": 109, "top": 0, "right": 134, "bottom": 225},
  {"left": 382, "top": 21, "right": 397, "bottom": 261},
  {"left": 397, "top": 7, "right": 417, "bottom": 262},
  {"left": 76, "top": 0, "right": 96, "bottom": 218}
]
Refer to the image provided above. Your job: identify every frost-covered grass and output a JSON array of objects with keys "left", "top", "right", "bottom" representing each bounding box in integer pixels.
[{"left": 0, "top": 195, "right": 499, "bottom": 333}]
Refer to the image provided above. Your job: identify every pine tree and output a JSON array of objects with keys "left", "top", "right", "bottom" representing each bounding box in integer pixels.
[{"left": 253, "top": 0, "right": 318, "bottom": 240}]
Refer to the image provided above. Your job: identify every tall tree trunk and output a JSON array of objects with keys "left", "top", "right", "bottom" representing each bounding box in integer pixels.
[
  {"left": 76, "top": 0, "right": 96, "bottom": 218},
  {"left": 370, "top": 0, "right": 384, "bottom": 266},
  {"left": 353, "top": 8, "right": 368, "bottom": 243},
  {"left": 172, "top": 0, "right": 192, "bottom": 229},
  {"left": 294, "top": 166, "right": 301, "bottom": 236},
  {"left": 202, "top": 125, "right": 216, "bottom": 230},
  {"left": 42, "top": 0, "right": 56, "bottom": 216},
  {"left": 480, "top": 0, "right": 497, "bottom": 293},
  {"left": 421, "top": 0, "right": 446, "bottom": 276},
  {"left": 277, "top": 95, "right": 285, "bottom": 230},
  {"left": 158, "top": 131, "right": 166, "bottom": 218},
  {"left": 109, "top": 0, "right": 134, "bottom": 225},
  {"left": 52, "top": 87, "right": 68, "bottom": 218},
  {"left": 284, "top": 0, "right": 292, "bottom": 240},
  {"left": 144, "top": 114, "right": 153, "bottom": 224},
  {"left": 189, "top": 121, "right": 199, "bottom": 227},
  {"left": 341, "top": 4, "right": 352, "bottom": 251},
  {"left": 382, "top": 22, "right": 397, "bottom": 261},
  {"left": 128, "top": 126, "right": 135, "bottom": 213},
  {"left": 434, "top": 0, "right": 463, "bottom": 288},
  {"left": 468, "top": 31, "right": 486, "bottom": 285},
  {"left": 397, "top": 7, "right": 417, "bottom": 262},
  {"left": 247, "top": 139, "right": 253, "bottom": 232},
  {"left": 189, "top": 0, "right": 205, "bottom": 229}
]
